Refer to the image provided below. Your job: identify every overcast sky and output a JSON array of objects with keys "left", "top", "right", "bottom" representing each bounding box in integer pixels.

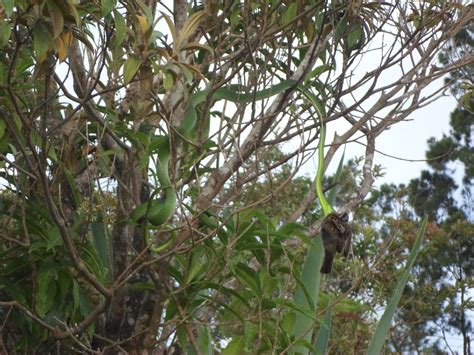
[{"left": 323, "top": 91, "right": 458, "bottom": 188}]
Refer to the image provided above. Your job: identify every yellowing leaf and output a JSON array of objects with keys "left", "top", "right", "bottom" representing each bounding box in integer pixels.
[
  {"left": 54, "top": 31, "right": 73, "bottom": 61},
  {"left": 181, "top": 41, "right": 213, "bottom": 54},
  {"left": 175, "top": 11, "right": 206, "bottom": 50},
  {"left": 160, "top": 12, "right": 177, "bottom": 48},
  {"left": 136, "top": 14, "right": 149, "bottom": 35},
  {"left": 54, "top": 36, "right": 66, "bottom": 60},
  {"left": 47, "top": 0, "right": 64, "bottom": 39},
  {"left": 65, "top": 0, "right": 81, "bottom": 25},
  {"left": 62, "top": 31, "right": 73, "bottom": 46},
  {"left": 123, "top": 56, "right": 142, "bottom": 85}
]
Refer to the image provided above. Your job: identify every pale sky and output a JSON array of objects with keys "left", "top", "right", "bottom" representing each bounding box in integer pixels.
[{"left": 325, "top": 92, "right": 458, "bottom": 188}]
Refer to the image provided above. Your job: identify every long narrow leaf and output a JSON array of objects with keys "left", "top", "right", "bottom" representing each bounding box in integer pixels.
[
  {"left": 366, "top": 216, "right": 428, "bottom": 355},
  {"left": 292, "top": 236, "right": 324, "bottom": 354},
  {"left": 91, "top": 221, "right": 113, "bottom": 283},
  {"left": 313, "top": 299, "right": 333, "bottom": 355}
]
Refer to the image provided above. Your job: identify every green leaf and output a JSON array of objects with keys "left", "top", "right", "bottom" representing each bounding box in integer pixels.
[
  {"left": 36, "top": 265, "right": 57, "bottom": 317},
  {"left": 0, "top": 119, "right": 5, "bottom": 139},
  {"left": 300, "top": 88, "right": 333, "bottom": 216},
  {"left": 282, "top": 311, "right": 296, "bottom": 334},
  {"left": 366, "top": 216, "right": 428, "bottom": 355},
  {"left": 45, "top": 225, "right": 62, "bottom": 251},
  {"left": 1, "top": 0, "right": 14, "bottom": 17},
  {"left": 91, "top": 221, "right": 112, "bottom": 282},
  {"left": 57, "top": 270, "right": 72, "bottom": 301},
  {"left": 347, "top": 23, "right": 362, "bottom": 51},
  {"left": 314, "top": 303, "right": 333, "bottom": 354},
  {"left": 282, "top": 3, "right": 297, "bottom": 26},
  {"left": 47, "top": 0, "right": 64, "bottom": 39},
  {"left": 72, "top": 280, "right": 80, "bottom": 313},
  {"left": 112, "top": 10, "right": 127, "bottom": 48},
  {"left": 163, "top": 70, "right": 174, "bottom": 90},
  {"left": 123, "top": 56, "right": 142, "bottom": 85},
  {"left": 223, "top": 336, "right": 245, "bottom": 355},
  {"left": 0, "top": 19, "right": 12, "bottom": 48},
  {"left": 231, "top": 263, "right": 260, "bottom": 296},
  {"left": 102, "top": 0, "right": 117, "bottom": 17},
  {"left": 34, "top": 22, "right": 51, "bottom": 62},
  {"left": 195, "top": 324, "right": 213, "bottom": 355},
  {"left": 292, "top": 237, "right": 324, "bottom": 354},
  {"left": 185, "top": 247, "right": 207, "bottom": 284}
]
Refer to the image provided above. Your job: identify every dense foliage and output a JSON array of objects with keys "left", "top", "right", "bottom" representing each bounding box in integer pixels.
[{"left": 0, "top": 0, "right": 472, "bottom": 353}]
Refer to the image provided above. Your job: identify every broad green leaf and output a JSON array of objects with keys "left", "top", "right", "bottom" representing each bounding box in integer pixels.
[
  {"left": 57, "top": 270, "right": 72, "bottom": 301},
  {"left": 112, "top": 10, "right": 127, "bottom": 48},
  {"left": 347, "top": 23, "right": 362, "bottom": 51},
  {"left": 91, "top": 221, "right": 112, "bottom": 282},
  {"left": 45, "top": 225, "right": 62, "bottom": 251},
  {"left": 123, "top": 56, "right": 142, "bottom": 85},
  {"left": 79, "top": 287, "right": 93, "bottom": 317},
  {"left": 34, "top": 23, "right": 51, "bottom": 62},
  {"left": 223, "top": 336, "right": 245, "bottom": 355},
  {"left": 232, "top": 263, "right": 260, "bottom": 296},
  {"left": 282, "top": 311, "right": 296, "bottom": 334},
  {"left": 366, "top": 216, "right": 428, "bottom": 355},
  {"left": 102, "top": 0, "right": 117, "bottom": 17},
  {"left": 282, "top": 3, "right": 297, "bottom": 26},
  {"left": 195, "top": 324, "right": 213, "bottom": 355},
  {"left": 36, "top": 265, "right": 57, "bottom": 317},
  {"left": 163, "top": 70, "right": 174, "bottom": 90},
  {"left": 185, "top": 247, "right": 207, "bottom": 284},
  {"left": 1, "top": 0, "right": 14, "bottom": 17},
  {"left": 0, "top": 19, "right": 12, "bottom": 47}
]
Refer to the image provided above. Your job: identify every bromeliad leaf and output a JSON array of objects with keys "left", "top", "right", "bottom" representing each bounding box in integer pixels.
[{"left": 175, "top": 11, "right": 207, "bottom": 51}]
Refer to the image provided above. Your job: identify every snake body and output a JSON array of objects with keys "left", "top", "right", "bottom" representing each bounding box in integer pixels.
[
  {"left": 131, "top": 80, "right": 296, "bottom": 230},
  {"left": 299, "top": 89, "right": 334, "bottom": 217}
]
